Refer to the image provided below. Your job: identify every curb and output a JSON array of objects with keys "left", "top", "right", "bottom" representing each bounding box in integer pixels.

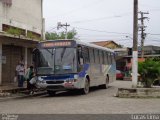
[
  {"left": 116, "top": 88, "right": 160, "bottom": 98},
  {"left": 0, "top": 91, "right": 47, "bottom": 101}
]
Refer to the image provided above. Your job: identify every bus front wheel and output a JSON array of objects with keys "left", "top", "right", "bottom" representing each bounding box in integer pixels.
[{"left": 80, "top": 78, "right": 90, "bottom": 94}]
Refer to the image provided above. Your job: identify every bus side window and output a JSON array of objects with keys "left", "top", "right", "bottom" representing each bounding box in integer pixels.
[
  {"left": 82, "top": 46, "right": 89, "bottom": 63},
  {"left": 99, "top": 51, "right": 103, "bottom": 64},
  {"left": 77, "top": 46, "right": 83, "bottom": 65},
  {"left": 106, "top": 52, "right": 109, "bottom": 65},
  {"left": 94, "top": 49, "right": 99, "bottom": 64},
  {"left": 108, "top": 53, "right": 112, "bottom": 65},
  {"left": 102, "top": 51, "right": 105, "bottom": 64},
  {"left": 89, "top": 48, "right": 94, "bottom": 63},
  {"left": 110, "top": 53, "right": 112, "bottom": 64}
]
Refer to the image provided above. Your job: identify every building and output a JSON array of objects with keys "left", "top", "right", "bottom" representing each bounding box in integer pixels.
[
  {"left": 92, "top": 41, "right": 122, "bottom": 49},
  {"left": 124, "top": 45, "right": 160, "bottom": 69},
  {"left": 0, "top": 0, "right": 45, "bottom": 85}
]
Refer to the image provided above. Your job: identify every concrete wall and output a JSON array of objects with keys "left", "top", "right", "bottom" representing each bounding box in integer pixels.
[{"left": 0, "top": 0, "right": 43, "bottom": 35}]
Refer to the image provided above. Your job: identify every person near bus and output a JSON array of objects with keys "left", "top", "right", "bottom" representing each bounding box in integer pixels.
[
  {"left": 25, "top": 65, "right": 34, "bottom": 91},
  {"left": 16, "top": 61, "right": 25, "bottom": 87}
]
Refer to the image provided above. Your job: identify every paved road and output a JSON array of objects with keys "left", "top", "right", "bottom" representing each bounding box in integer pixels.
[{"left": 0, "top": 81, "right": 160, "bottom": 114}]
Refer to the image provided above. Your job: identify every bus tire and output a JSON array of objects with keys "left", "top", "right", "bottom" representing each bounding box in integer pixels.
[
  {"left": 47, "top": 90, "right": 56, "bottom": 96},
  {"left": 101, "top": 76, "right": 109, "bottom": 89},
  {"left": 80, "top": 78, "right": 90, "bottom": 94}
]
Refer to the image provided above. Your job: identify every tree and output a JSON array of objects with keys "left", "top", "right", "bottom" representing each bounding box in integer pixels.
[
  {"left": 45, "top": 29, "right": 77, "bottom": 40},
  {"left": 138, "top": 59, "right": 160, "bottom": 87}
]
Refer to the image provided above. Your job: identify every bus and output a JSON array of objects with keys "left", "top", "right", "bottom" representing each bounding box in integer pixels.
[{"left": 33, "top": 40, "right": 116, "bottom": 95}]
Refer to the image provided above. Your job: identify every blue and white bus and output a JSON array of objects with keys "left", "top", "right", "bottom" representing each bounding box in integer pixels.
[{"left": 33, "top": 40, "right": 116, "bottom": 95}]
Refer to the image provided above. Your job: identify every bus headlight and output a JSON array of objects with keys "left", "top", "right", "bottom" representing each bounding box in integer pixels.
[
  {"left": 74, "top": 75, "right": 78, "bottom": 79},
  {"left": 37, "top": 77, "right": 45, "bottom": 84},
  {"left": 66, "top": 78, "right": 78, "bottom": 83},
  {"left": 38, "top": 76, "right": 44, "bottom": 81},
  {"left": 37, "top": 80, "right": 45, "bottom": 84}
]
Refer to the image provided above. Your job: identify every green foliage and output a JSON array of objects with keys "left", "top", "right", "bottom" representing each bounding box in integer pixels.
[
  {"left": 7, "top": 27, "right": 22, "bottom": 36},
  {"left": 138, "top": 59, "right": 160, "bottom": 88},
  {"left": 153, "top": 56, "right": 160, "bottom": 62},
  {"left": 27, "top": 32, "right": 33, "bottom": 39},
  {"left": 27, "top": 31, "right": 42, "bottom": 41},
  {"left": 45, "top": 29, "right": 77, "bottom": 40}
]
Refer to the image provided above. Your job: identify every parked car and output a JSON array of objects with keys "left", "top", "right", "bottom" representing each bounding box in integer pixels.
[{"left": 116, "top": 70, "right": 124, "bottom": 80}]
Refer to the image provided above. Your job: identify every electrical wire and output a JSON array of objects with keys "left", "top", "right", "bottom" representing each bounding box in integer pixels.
[
  {"left": 148, "top": 33, "right": 160, "bottom": 36},
  {"left": 51, "top": 0, "right": 106, "bottom": 18},
  {"left": 71, "top": 26, "right": 132, "bottom": 35},
  {"left": 46, "top": 26, "right": 57, "bottom": 32},
  {"left": 70, "top": 12, "right": 131, "bottom": 24}
]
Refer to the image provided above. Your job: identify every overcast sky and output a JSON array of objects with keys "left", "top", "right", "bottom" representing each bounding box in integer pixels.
[{"left": 43, "top": 0, "right": 160, "bottom": 47}]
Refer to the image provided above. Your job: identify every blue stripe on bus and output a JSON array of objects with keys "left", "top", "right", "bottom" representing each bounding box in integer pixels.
[
  {"left": 40, "top": 64, "right": 90, "bottom": 80},
  {"left": 78, "top": 64, "right": 89, "bottom": 78},
  {"left": 41, "top": 74, "right": 74, "bottom": 80}
]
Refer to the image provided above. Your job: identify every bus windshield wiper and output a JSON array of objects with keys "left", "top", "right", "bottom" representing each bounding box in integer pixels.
[
  {"left": 45, "top": 49, "right": 54, "bottom": 56},
  {"left": 61, "top": 48, "right": 66, "bottom": 61}
]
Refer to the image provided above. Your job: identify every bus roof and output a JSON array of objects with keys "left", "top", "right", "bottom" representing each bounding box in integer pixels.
[
  {"left": 40, "top": 39, "right": 114, "bottom": 53},
  {"left": 76, "top": 40, "right": 114, "bottom": 53}
]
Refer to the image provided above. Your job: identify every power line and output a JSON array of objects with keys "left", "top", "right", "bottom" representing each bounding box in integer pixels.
[
  {"left": 51, "top": 0, "right": 106, "bottom": 18},
  {"left": 70, "top": 12, "right": 131, "bottom": 24},
  {"left": 148, "top": 33, "right": 160, "bottom": 36},
  {"left": 71, "top": 26, "right": 132, "bottom": 35},
  {"left": 78, "top": 34, "right": 126, "bottom": 38},
  {"left": 46, "top": 26, "right": 57, "bottom": 32},
  {"left": 140, "top": 4, "right": 160, "bottom": 9}
]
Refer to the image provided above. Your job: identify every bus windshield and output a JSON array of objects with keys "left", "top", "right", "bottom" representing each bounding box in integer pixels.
[{"left": 35, "top": 47, "right": 77, "bottom": 75}]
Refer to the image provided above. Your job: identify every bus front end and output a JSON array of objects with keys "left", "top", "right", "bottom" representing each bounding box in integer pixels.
[
  {"left": 36, "top": 74, "right": 81, "bottom": 91},
  {"left": 33, "top": 40, "right": 85, "bottom": 94}
]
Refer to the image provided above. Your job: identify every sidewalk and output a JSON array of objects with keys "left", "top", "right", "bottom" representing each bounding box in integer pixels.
[
  {"left": 0, "top": 82, "right": 27, "bottom": 92},
  {"left": 0, "top": 82, "right": 46, "bottom": 98},
  {"left": 0, "top": 82, "right": 28, "bottom": 97}
]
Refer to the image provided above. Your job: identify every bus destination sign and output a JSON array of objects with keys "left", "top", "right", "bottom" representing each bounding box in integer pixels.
[{"left": 40, "top": 41, "right": 76, "bottom": 48}]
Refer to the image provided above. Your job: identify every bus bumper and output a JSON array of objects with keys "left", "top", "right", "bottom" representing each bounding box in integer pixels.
[{"left": 36, "top": 79, "right": 83, "bottom": 91}]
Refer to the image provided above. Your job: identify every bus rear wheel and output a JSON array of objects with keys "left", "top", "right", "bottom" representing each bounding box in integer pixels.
[
  {"left": 100, "top": 76, "right": 109, "bottom": 89},
  {"left": 80, "top": 78, "right": 90, "bottom": 94}
]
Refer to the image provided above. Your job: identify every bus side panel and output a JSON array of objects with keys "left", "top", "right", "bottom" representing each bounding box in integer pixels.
[
  {"left": 88, "top": 64, "right": 110, "bottom": 87},
  {"left": 88, "top": 63, "right": 102, "bottom": 86},
  {"left": 78, "top": 64, "right": 90, "bottom": 88},
  {"left": 108, "top": 63, "right": 116, "bottom": 83},
  {"left": 101, "top": 64, "right": 111, "bottom": 84}
]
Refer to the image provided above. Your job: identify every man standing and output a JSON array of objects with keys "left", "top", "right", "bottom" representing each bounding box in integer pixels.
[{"left": 16, "top": 61, "right": 25, "bottom": 87}]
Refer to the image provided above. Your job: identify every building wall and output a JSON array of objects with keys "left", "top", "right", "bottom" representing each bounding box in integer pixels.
[
  {"left": 0, "top": 0, "right": 43, "bottom": 85},
  {"left": 0, "top": 0, "right": 43, "bottom": 35},
  {"left": 2, "top": 45, "right": 23, "bottom": 84},
  {"left": 1, "top": 45, "right": 33, "bottom": 84}
]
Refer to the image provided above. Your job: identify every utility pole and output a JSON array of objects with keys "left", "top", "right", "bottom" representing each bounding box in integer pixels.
[
  {"left": 132, "top": 0, "right": 138, "bottom": 88},
  {"left": 57, "top": 22, "right": 70, "bottom": 39},
  {"left": 138, "top": 11, "right": 149, "bottom": 58}
]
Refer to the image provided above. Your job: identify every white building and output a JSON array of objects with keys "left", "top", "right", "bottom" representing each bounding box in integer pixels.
[{"left": 0, "top": 0, "right": 45, "bottom": 85}]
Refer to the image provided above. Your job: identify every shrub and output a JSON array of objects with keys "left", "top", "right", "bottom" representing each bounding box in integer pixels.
[{"left": 138, "top": 59, "right": 160, "bottom": 88}]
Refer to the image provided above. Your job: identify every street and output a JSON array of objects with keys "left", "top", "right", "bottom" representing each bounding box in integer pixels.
[{"left": 0, "top": 80, "right": 160, "bottom": 114}]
